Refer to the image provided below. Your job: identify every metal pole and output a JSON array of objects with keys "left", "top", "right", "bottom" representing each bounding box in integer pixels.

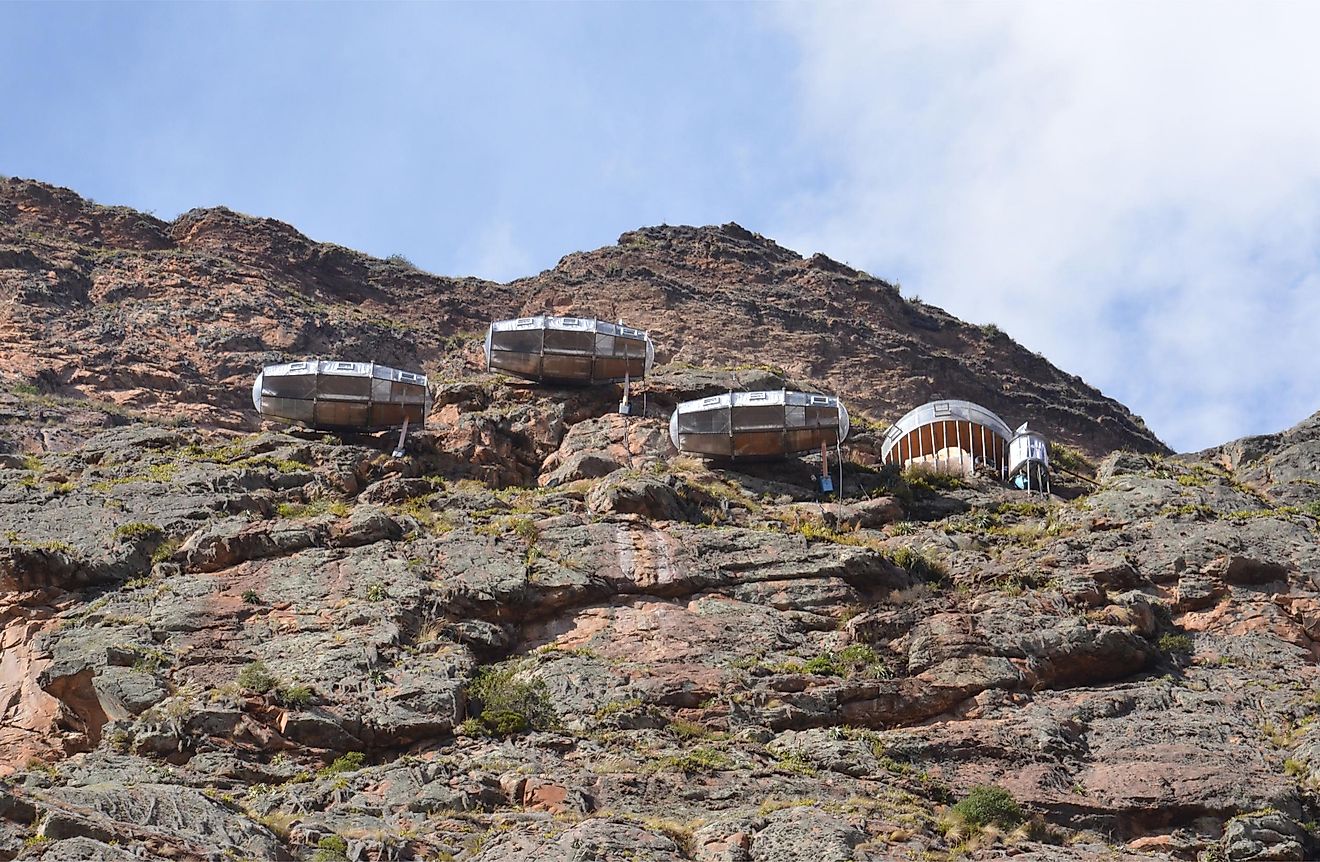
[
  {"left": 836, "top": 437, "right": 843, "bottom": 500},
  {"left": 956, "top": 420, "right": 964, "bottom": 476},
  {"left": 590, "top": 317, "right": 598, "bottom": 385},
  {"left": 392, "top": 416, "right": 410, "bottom": 458},
  {"left": 537, "top": 322, "right": 545, "bottom": 382},
  {"left": 727, "top": 392, "right": 734, "bottom": 459}
]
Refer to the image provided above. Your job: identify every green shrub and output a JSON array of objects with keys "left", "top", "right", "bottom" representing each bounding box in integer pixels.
[
  {"left": 800, "top": 644, "right": 890, "bottom": 678},
  {"left": 1048, "top": 443, "right": 1095, "bottom": 477},
  {"left": 476, "top": 708, "right": 530, "bottom": 736},
  {"left": 950, "top": 785, "right": 1023, "bottom": 829},
  {"left": 595, "top": 697, "right": 644, "bottom": 720},
  {"left": 280, "top": 684, "right": 314, "bottom": 708},
  {"left": 114, "top": 522, "right": 163, "bottom": 541},
  {"left": 241, "top": 589, "right": 261, "bottom": 605},
  {"left": 237, "top": 661, "right": 277, "bottom": 693},
  {"left": 661, "top": 745, "right": 733, "bottom": 773},
  {"left": 509, "top": 516, "right": 539, "bottom": 543},
  {"left": 902, "top": 464, "right": 964, "bottom": 494},
  {"left": 151, "top": 537, "right": 180, "bottom": 564},
  {"left": 321, "top": 751, "right": 365, "bottom": 775},
  {"left": 311, "top": 834, "right": 349, "bottom": 861},
  {"left": 1159, "top": 632, "right": 1193, "bottom": 655},
  {"left": 465, "top": 663, "right": 557, "bottom": 737},
  {"left": 276, "top": 499, "right": 349, "bottom": 519},
  {"left": 667, "top": 718, "right": 711, "bottom": 739},
  {"left": 891, "top": 546, "right": 947, "bottom": 580}
]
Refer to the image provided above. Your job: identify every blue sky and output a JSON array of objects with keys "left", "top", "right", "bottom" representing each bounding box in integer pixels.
[{"left": 4, "top": 2, "right": 1319, "bottom": 453}]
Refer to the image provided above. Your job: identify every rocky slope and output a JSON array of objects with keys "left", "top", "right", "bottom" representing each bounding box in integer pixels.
[
  {"left": 0, "top": 177, "right": 1163, "bottom": 458},
  {"left": 0, "top": 178, "right": 1316, "bottom": 862}
]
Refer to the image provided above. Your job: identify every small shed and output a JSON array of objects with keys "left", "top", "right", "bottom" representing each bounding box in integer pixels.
[{"left": 1008, "top": 422, "right": 1051, "bottom": 493}]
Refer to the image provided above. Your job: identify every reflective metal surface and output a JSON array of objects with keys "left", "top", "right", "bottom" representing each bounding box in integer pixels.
[
  {"left": 668, "top": 390, "right": 850, "bottom": 459},
  {"left": 252, "top": 360, "right": 429, "bottom": 431},
  {"left": 880, "top": 399, "right": 1012, "bottom": 475},
  {"left": 485, "top": 316, "right": 654, "bottom": 384},
  {"left": 1008, "top": 423, "right": 1050, "bottom": 477}
]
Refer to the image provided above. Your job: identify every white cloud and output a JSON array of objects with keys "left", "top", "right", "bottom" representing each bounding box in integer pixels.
[
  {"left": 771, "top": 0, "right": 1320, "bottom": 451},
  {"left": 451, "top": 219, "right": 536, "bottom": 283}
]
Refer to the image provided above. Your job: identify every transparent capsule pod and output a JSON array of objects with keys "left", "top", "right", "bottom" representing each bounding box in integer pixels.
[
  {"left": 485, "top": 315, "right": 654, "bottom": 384},
  {"left": 251, "top": 360, "right": 430, "bottom": 431},
  {"left": 1008, "top": 423, "right": 1051, "bottom": 493},
  {"left": 668, "top": 390, "right": 850, "bottom": 460},
  {"left": 880, "top": 399, "right": 1012, "bottom": 477}
]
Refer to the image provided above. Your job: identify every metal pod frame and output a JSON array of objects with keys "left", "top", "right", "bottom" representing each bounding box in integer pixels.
[
  {"left": 668, "top": 390, "right": 851, "bottom": 460},
  {"left": 485, "top": 316, "right": 655, "bottom": 384},
  {"left": 252, "top": 360, "right": 430, "bottom": 432}
]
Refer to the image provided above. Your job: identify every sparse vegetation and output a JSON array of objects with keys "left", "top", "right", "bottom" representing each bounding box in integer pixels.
[
  {"left": 151, "top": 537, "right": 181, "bottom": 563},
  {"left": 279, "top": 684, "right": 315, "bottom": 708},
  {"left": 276, "top": 499, "right": 349, "bottom": 519},
  {"left": 1159, "top": 632, "right": 1193, "bottom": 656},
  {"left": 902, "top": 463, "right": 965, "bottom": 494},
  {"left": 890, "top": 545, "right": 947, "bottom": 580},
  {"left": 114, "top": 522, "right": 163, "bottom": 541},
  {"left": 948, "top": 785, "right": 1024, "bottom": 830},
  {"left": 1048, "top": 442, "right": 1095, "bottom": 477},
  {"left": 463, "top": 662, "right": 557, "bottom": 737},
  {"left": 321, "top": 751, "right": 365, "bottom": 775},
  {"left": 660, "top": 745, "right": 733, "bottom": 774},
  {"left": 594, "top": 697, "right": 644, "bottom": 721},
  {"left": 775, "top": 644, "right": 891, "bottom": 679},
  {"left": 395, "top": 495, "right": 453, "bottom": 533},
  {"left": 311, "top": 833, "right": 349, "bottom": 861},
  {"left": 237, "top": 661, "right": 278, "bottom": 693}
]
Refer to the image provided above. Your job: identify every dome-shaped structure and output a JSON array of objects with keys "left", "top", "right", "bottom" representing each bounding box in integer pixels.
[
  {"left": 252, "top": 360, "right": 429, "bottom": 431},
  {"left": 880, "top": 399, "right": 1011, "bottom": 477},
  {"left": 669, "top": 390, "right": 849, "bottom": 460},
  {"left": 1008, "top": 422, "right": 1051, "bottom": 493},
  {"left": 485, "top": 315, "right": 654, "bottom": 385}
]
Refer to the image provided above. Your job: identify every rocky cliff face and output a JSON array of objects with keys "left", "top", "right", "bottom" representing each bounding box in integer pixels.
[{"left": 0, "top": 179, "right": 1316, "bottom": 862}]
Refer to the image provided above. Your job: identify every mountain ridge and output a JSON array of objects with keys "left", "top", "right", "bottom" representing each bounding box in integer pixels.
[{"left": 0, "top": 176, "right": 1165, "bottom": 460}]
